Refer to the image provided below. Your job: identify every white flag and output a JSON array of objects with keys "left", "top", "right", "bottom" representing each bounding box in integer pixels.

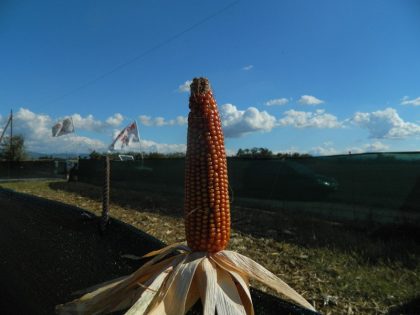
[
  {"left": 109, "top": 121, "right": 140, "bottom": 151},
  {"left": 52, "top": 118, "right": 75, "bottom": 137}
]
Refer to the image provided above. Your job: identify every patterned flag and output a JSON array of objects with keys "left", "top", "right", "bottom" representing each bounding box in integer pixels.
[
  {"left": 109, "top": 121, "right": 140, "bottom": 151},
  {"left": 52, "top": 118, "right": 75, "bottom": 137}
]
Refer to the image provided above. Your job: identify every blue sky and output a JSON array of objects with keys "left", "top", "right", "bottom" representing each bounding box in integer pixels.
[{"left": 1, "top": 0, "right": 419, "bottom": 155}]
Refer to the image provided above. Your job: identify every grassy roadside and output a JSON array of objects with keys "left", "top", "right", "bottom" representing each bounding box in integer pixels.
[{"left": 1, "top": 179, "right": 419, "bottom": 315}]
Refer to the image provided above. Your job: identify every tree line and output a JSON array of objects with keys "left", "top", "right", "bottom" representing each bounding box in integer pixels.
[
  {"left": 87, "top": 151, "right": 186, "bottom": 160},
  {"left": 0, "top": 135, "right": 26, "bottom": 161},
  {"left": 0, "top": 135, "right": 311, "bottom": 161},
  {"left": 235, "top": 147, "right": 311, "bottom": 159},
  {"left": 88, "top": 147, "right": 311, "bottom": 160}
]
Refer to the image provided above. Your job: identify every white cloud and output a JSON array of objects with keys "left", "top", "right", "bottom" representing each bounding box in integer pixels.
[
  {"left": 15, "top": 108, "right": 53, "bottom": 142},
  {"left": 401, "top": 96, "right": 420, "bottom": 106},
  {"left": 298, "top": 95, "right": 324, "bottom": 105},
  {"left": 309, "top": 143, "right": 338, "bottom": 156},
  {"left": 364, "top": 141, "right": 389, "bottom": 152},
  {"left": 310, "top": 140, "right": 390, "bottom": 156},
  {"left": 122, "top": 139, "right": 186, "bottom": 154},
  {"left": 71, "top": 113, "right": 124, "bottom": 132},
  {"left": 50, "top": 135, "right": 105, "bottom": 153},
  {"left": 346, "top": 141, "right": 390, "bottom": 154},
  {"left": 71, "top": 114, "right": 104, "bottom": 132},
  {"left": 154, "top": 117, "right": 166, "bottom": 127},
  {"left": 139, "top": 115, "right": 152, "bottom": 126},
  {"left": 278, "top": 109, "right": 342, "bottom": 128},
  {"left": 4, "top": 108, "right": 107, "bottom": 153},
  {"left": 224, "top": 148, "right": 237, "bottom": 157},
  {"left": 178, "top": 80, "right": 192, "bottom": 93},
  {"left": 105, "top": 113, "right": 124, "bottom": 126},
  {"left": 351, "top": 107, "right": 420, "bottom": 139},
  {"left": 265, "top": 98, "right": 289, "bottom": 106},
  {"left": 175, "top": 116, "right": 188, "bottom": 125},
  {"left": 1, "top": 108, "right": 189, "bottom": 154},
  {"left": 220, "top": 103, "right": 277, "bottom": 138},
  {"left": 138, "top": 115, "right": 187, "bottom": 127},
  {"left": 242, "top": 65, "right": 254, "bottom": 71}
]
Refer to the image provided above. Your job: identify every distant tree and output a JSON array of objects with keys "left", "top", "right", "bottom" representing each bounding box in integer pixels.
[
  {"left": 235, "top": 148, "right": 312, "bottom": 159},
  {"left": 146, "top": 152, "right": 166, "bottom": 159},
  {"left": 236, "top": 147, "right": 273, "bottom": 159},
  {"left": 276, "top": 152, "right": 312, "bottom": 159},
  {"left": 258, "top": 147, "right": 273, "bottom": 158},
  {"left": 299, "top": 153, "right": 312, "bottom": 158},
  {"left": 89, "top": 150, "right": 103, "bottom": 160},
  {"left": 0, "top": 135, "right": 27, "bottom": 161},
  {"left": 131, "top": 152, "right": 144, "bottom": 160},
  {"left": 165, "top": 152, "right": 186, "bottom": 158},
  {"left": 86, "top": 150, "right": 186, "bottom": 161},
  {"left": 292, "top": 152, "right": 301, "bottom": 159}
]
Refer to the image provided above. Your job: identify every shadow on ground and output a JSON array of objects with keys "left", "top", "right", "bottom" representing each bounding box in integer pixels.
[
  {"left": 48, "top": 181, "right": 420, "bottom": 268},
  {"left": 386, "top": 296, "right": 420, "bottom": 315},
  {"left": 0, "top": 190, "right": 319, "bottom": 315},
  {"left": 49, "top": 180, "right": 185, "bottom": 217}
]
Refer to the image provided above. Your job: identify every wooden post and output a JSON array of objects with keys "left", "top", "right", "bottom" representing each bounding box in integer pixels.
[{"left": 100, "top": 155, "right": 110, "bottom": 233}]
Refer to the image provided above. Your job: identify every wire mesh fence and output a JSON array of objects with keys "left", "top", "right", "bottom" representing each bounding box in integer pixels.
[
  {"left": 0, "top": 160, "right": 68, "bottom": 180},
  {"left": 74, "top": 153, "right": 420, "bottom": 226},
  {"left": 1, "top": 153, "right": 419, "bottom": 225}
]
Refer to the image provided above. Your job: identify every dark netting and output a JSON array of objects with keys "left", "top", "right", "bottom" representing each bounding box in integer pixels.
[
  {"left": 76, "top": 152, "right": 420, "bottom": 226},
  {"left": 0, "top": 160, "right": 67, "bottom": 180}
]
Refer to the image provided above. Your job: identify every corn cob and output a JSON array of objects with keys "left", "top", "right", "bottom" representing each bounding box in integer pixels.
[{"left": 185, "top": 77, "right": 230, "bottom": 252}]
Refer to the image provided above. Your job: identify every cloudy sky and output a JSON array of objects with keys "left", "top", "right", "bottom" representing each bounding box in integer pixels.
[{"left": 1, "top": 0, "right": 419, "bottom": 155}]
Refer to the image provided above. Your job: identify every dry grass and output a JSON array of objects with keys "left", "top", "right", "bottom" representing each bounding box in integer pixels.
[{"left": 1, "top": 179, "right": 419, "bottom": 315}]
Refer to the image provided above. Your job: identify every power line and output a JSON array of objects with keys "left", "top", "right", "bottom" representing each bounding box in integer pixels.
[{"left": 44, "top": 0, "right": 241, "bottom": 106}]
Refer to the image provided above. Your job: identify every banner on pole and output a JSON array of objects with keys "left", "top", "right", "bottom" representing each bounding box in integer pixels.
[
  {"left": 109, "top": 121, "right": 140, "bottom": 151},
  {"left": 52, "top": 118, "right": 75, "bottom": 137}
]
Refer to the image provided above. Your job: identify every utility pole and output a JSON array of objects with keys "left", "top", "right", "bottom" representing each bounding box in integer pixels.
[
  {"left": 0, "top": 112, "right": 12, "bottom": 144},
  {"left": 10, "top": 109, "right": 13, "bottom": 161}
]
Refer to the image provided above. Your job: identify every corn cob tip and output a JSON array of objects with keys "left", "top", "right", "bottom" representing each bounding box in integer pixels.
[{"left": 190, "top": 77, "right": 211, "bottom": 95}]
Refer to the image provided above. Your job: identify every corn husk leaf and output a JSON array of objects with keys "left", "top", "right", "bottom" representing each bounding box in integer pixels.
[
  {"left": 121, "top": 254, "right": 142, "bottom": 260},
  {"left": 143, "top": 253, "right": 189, "bottom": 314},
  {"left": 124, "top": 267, "right": 172, "bottom": 315},
  {"left": 152, "top": 252, "right": 205, "bottom": 315},
  {"left": 215, "top": 266, "right": 247, "bottom": 315},
  {"left": 196, "top": 258, "right": 217, "bottom": 315},
  {"left": 142, "top": 243, "right": 189, "bottom": 258},
  {"left": 71, "top": 275, "right": 128, "bottom": 296},
  {"left": 212, "top": 251, "right": 316, "bottom": 312},
  {"left": 227, "top": 269, "right": 254, "bottom": 315},
  {"left": 127, "top": 244, "right": 188, "bottom": 283},
  {"left": 184, "top": 273, "right": 201, "bottom": 312},
  {"left": 56, "top": 254, "right": 182, "bottom": 314}
]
